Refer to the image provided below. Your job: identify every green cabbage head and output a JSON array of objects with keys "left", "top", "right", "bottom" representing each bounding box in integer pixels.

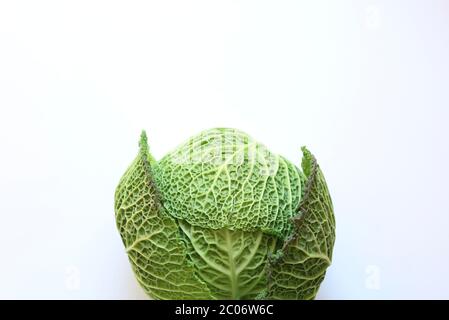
[{"left": 114, "top": 128, "right": 335, "bottom": 300}]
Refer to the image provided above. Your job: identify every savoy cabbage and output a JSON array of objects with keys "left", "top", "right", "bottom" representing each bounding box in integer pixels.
[{"left": 114, "top": 128, "right": 335, "bottom": 299}]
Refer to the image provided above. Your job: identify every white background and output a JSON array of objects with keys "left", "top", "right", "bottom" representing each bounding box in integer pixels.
[{"left": 1, "top": 0, "right": 448, "bottom": 299}]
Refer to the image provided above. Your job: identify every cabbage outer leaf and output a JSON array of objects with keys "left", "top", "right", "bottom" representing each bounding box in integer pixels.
[
  {"left": 178, "top": 220, "right": 278, "bottom": 299},
  {"left": 114, "top": 132, "right": 213, "bottom": 299},
  {"left": 266, "top": 147, "right": 335, "bottom": 299}
]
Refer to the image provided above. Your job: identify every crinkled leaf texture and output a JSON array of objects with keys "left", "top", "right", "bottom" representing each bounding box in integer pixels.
[
  {"left": 265, "top": 147, "right": 336, "bottom": 299},
  {"left": 114, "top": 129, "right": 335, "bottom": 300},
  {"left": 152, "top": 128, "right": 304, "bottom": 239},
  {"left": 114, "top": 133, "right": 213, "bottom": 299}
]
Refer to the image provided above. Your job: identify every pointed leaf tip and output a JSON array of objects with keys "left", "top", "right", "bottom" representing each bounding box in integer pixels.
[
  {"left": 139, "top": 130, "right": 148, "bottom": 151},
  {"left": 140, "top": 130, "right": 147, "bottom": 144},
  {"left": 301, "top": 146, "right": 315, "bottom": 178},
  {"left": 139, "top": 130, "right": 157, "bottom": 165}
]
